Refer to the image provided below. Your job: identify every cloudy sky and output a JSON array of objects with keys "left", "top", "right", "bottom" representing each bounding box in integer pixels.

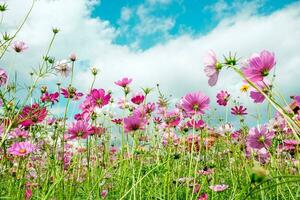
[{"left": 1, "top": 0, "right": 300, "bottom": 125}]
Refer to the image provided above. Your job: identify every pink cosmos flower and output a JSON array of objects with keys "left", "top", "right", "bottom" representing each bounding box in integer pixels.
[
  {"left": 216, "top": 90, "right": 230, "bottom": 106},
  {"left": 8, "top": 141, "right": 35, "bottom": 156},
  {"left": 18, "top": 103, "right": 47, "bottom": 127},
  {"left": 88, "top": 88, "right": 111, "bottom": 108},
  {"left": 246, "top": 147, "right": 270, "bottom": 164},
  {"left": 294, "top": 96, "right": 300, "bottom": 107},
  {"left": 133, "top": 102, "right": 156, "bottom": 118},
  {"left": 131, "top": 93, "right": 145, "bottom": 105},
  {"left": 67, "top": 120, "right": 92, "bottom": 139},
  {"left": 12, "top": 41, "right": 28, "bottom": 53},
  {"left": 231, "top": 105, "right": 247, "bottom": 116},
  {"left": 117, "top": 97, "right": 127, "bottom": 109},
  {"left": 0, "top": 68, "right": 8, "bottom": 86},
  {"left": 124, "top": 114, "right": 147, "bottom": 133},
  {"left": 115, "top": 77, "right": 132, "bottom": 87},
  {"left": 197, "top": 167, "right": 214, "bottom": 175},
  {"left": 163, "top": 110, "right": 181, "bottom": 128},
  {"left": 181, "top": 91, "right": 210, "bottom": 115},
  {"left": 198, "top": 193, "right": 208, "bottom": 200},
  {"left": 162, "top": 131, "right": 179, "bottom": 146},
  {"left": 247, "top": 125, "right": 274, "bottom": 149},
  {"left": 10, "top": 128, "right": 29, "bottom": 139},
  {"left": 250, "top": 81, "right": 270, "bottom": 103},
  {"left": 277, "top": 139, "right": 300, "bottom": 153},
  {"left": 101, "top": 190, "right": 108, "bottom": 199},
  {"left": 186, "top": 119, "right": 205, "bottom": 130},
  {"left": 204, "top": 50, "right": 222, "bottom": 86},
  {"left": 209, "top": 184, "right": 229, "bottom": 192},
  {"left": 25, "top": 188, "right": 33, "bottom": 200},
  {"left": 61, "top": 87, "right": 83, "bottom": 101},
  {"left": 41, "top": 92, "right": 59, "bottom": 104},
  {"left": 90, "top": 126, "right": 106, "bottom": 136},
  {"left": 242, "top": 50, "right": 276, "bottom": 82},
  {"left": 112, "top": 118, "right": 122, "bottom": 125}
]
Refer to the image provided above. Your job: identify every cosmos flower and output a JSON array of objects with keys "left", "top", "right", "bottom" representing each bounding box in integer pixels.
[
  {"left": 123, "top": 114, "right": 147, "bottom": 133},
  {"left": 197, "top": 167, "right": 214, "bottom": 175},
  {"left": 247, "top": 125, "right": 274, "bottom": 149},
  {"left": 67, "top": 120, "right": 92, "bottom": 140},
  {"left": 61, "top": 87, "right": 83, "bottom": 101},
  {"left": 250, "top": 81, "right": 270, "bottom": 103},
  {"left": 246, "top": 147, "right": 270, "bottom": 164},
  {"left": 240, "top": 84, "right": 250, "bottom": 93},
  {"left": 8, "top": 141, "right": 35, "bottom": 156},
  {"left": 231, "top": 105, "right": 247, "bottom": 116},
  {"left": 12, "top": 41, "right": 28, "bottom": 53},
  {"left": 186, "top": 119, "right": 205, "bottom": 130},
  {"left": 162, "top": 131, "right": 179, "bottom": 146},
  {"left": 277, "top": 139, "right": 300, "bottom": 153},
  {"left": 88, "top": 88, "right": 111, "bottom": 108},
  {"left": 55, "top": 60, "right": 71, "bottom": 77},
  {"left": 242, "top": 50, "right": 276, "bottom": 82},
  {"left": 115, "top": 77, "right": 132, "bottom": 87},
  {"left": 163, "top": 110, "right": 181, "bottom": 128},
  {"left": 216, "top": 90, "right": 230, "bottom": 106},
  {"left": 209, "top": 184, "right": 229, "bottom": 192},
  {"left": 131, "top": 93, "right": 145, "bottom": 105},
  {"left": 294, "top": 96, "right": 300, "bottom": 107},
  {"left": 18, "top": 103, "right": 47, "bottom": 127},
  {"left": 0, "top": 68, "right": 8, "bottom": 86},
  {"left": 218, "top": 123, "right": 234, "bottom": 136},
  {"left": 198, "top": 193, "right": 208, "bottom": 200},
  {"left": 112, "top": 118, "right": 123, "bottom": 125},
  {"left": 181, "top": 91, "right": 210, "bottom": 115},
  {"left": 10, "top": 128, "right": 29, "bottom": 139},
  {"left": 204, "top": 50, "right": 222, "bottom": 86},
  {"left": 41, "top": 92, "right": 59, "bottom": 104}
]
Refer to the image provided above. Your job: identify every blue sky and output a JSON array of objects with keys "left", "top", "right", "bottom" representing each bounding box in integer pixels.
[{"left": 92, "top": 0, "right": 298, "bottom": 49}]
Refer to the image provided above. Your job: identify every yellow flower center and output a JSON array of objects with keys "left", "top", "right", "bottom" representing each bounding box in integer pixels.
[{"left": 18, "top": 149, "right": 27, "bottom": 154}]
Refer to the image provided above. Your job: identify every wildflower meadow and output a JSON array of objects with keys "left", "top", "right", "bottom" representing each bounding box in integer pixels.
[{"left": 1, "top": 1, "right": 300, "bottom": 200}]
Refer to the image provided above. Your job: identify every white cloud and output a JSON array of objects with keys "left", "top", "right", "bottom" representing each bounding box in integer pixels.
[
  {"left": 1, "top": 0, "right": 300, "bottom": 125},
  {"left": 120, "top": 7, "right": 132, "bottom": 22}
]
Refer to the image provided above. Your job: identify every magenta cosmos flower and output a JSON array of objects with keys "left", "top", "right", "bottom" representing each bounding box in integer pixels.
[
  {"left": 18, "top": 103, "right": 47, "bottom": 127},
  {"left": 68, "top": 120, "right": 92, "bottom": 139},
  {"left": 231, "top": 105, "right": 247, "bottom": 116},
  {"left": 186, "top": 119, "right": 205, "bottom": 130},
  {"left": 41, "top": 92, "right": 59, "bottom": 104},
  {"left": 61, "top": 87, "right": 83, "bottom": 101},
  {"left": 115, "top": 77, "right": 132, "bottom": 87},
  {"left": 88, "top": 88, "right": 111, "bottom": 108},
  {"left": 198, "top": 193, "right": 208, "bottom": 200},
  {"left": 8, "top": 141, "right": 35, "bottom": 156},
  {"left": 216, "top": 90, "right": 230, "bottom": 106},
  {"left": 209, "top": 184, "right": 229, "bottom": 192},
  {"left": 10, "top": 128, "right": 29, "bottom": 139},
  {"left": 249, "top": 81, "right": 271, "bottom": 103},
  {"left": 131, "top": 93, "right": 145, "bottom": 105},
  {"left": 204, "top": 50, "right": 222, "bottom": 86},
  {"left": 181, "top": 91, "right": 210, "bottom": 115},
  {"left": 242, "top": 50, "right": 276, "bottom": 82},
  {"left": 247, "top": 125, "right": 274, "bottom": 149},
  {"left": 12, "top": 41, "right": 28, "bottom": 53},
  {"left": 124, "top": 114, "right": 147, "bottom": 133},
  {"left": 0, "top": 68, "right": 8, "bottom": 86},
  {"left": 294, "top": 96, "right": 300, "bottom": 107}
]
